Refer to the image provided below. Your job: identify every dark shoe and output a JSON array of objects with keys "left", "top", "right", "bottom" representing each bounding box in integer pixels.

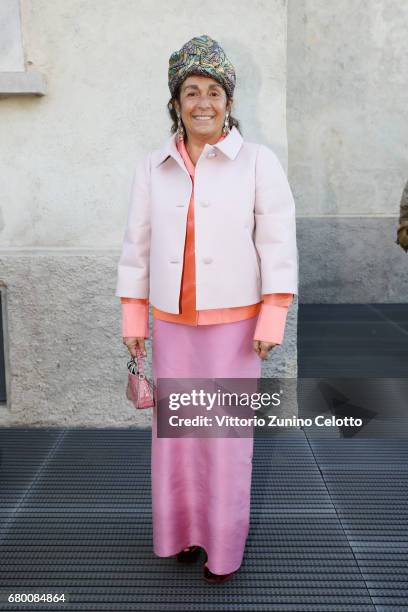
[
  {"left": 176, "top": 545, "right": 201, "bottom": 563},
  {"left": 203, "top": 560, "right": 235, "bottom": 584}
]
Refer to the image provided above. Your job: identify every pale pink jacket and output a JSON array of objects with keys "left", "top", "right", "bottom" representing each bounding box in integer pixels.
[{"left": 116, "top": 126, "right": 298, "bottom": 340}]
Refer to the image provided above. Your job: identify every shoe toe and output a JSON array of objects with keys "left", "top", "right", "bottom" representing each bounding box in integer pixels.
[{"left": 203, "top": 562, "right": 235, "bottom": 584}]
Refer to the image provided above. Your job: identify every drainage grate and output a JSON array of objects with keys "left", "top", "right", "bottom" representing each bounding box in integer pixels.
[{"left": 1, "top": 428, "right": 406, "bottom": 610}]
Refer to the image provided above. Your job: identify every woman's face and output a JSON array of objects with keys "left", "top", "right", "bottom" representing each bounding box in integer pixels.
[{"left": 174, "top": 74, "right": 232, "bottom": 141}]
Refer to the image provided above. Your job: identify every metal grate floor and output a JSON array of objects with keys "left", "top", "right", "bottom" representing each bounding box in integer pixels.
[
  {"left": 298, "top": 304, "right": 408, "bottom": 378},
  {"left": 0, "top": 428, "right": 407, "bottom": 611}
]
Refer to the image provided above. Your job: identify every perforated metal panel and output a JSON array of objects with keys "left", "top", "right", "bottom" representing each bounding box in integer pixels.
[
  {"left": 0, "top": 428, "right": 406, "bottom": 610},
  {"left": 298, "top": 304, "right": 408, "bottom": 378}
]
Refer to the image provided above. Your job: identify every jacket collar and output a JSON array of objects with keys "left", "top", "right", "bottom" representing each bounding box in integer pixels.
[{"left": 153, "top": 125, "right": 243, "bottom": 168}]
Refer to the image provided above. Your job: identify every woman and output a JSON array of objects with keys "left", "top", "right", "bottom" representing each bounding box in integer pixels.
[{"left": 116, "top": 34, "right": 298, "bottom": 583}]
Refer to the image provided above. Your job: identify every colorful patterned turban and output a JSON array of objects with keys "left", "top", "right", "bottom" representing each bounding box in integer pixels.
[{"left": 168, "top": 34, "right": 236, "bottom": 98}]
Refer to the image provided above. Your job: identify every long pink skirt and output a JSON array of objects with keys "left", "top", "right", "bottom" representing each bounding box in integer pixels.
[{"left": 151, "top": 315, "right": 261, "bottom": 575}]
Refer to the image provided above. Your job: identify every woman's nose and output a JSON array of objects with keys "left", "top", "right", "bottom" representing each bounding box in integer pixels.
[{"left": 196, "top": 95, "right": 213, "bottom": 107}]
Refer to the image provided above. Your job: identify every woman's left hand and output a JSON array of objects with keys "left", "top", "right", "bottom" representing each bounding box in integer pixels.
[{"left": 253, "top": 340, "right": 279, "bottom": 360}]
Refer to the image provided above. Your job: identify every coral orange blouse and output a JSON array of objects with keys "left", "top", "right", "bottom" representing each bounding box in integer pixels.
[{"left": 120, "top": 132, "right": 294, "bottom": 344}]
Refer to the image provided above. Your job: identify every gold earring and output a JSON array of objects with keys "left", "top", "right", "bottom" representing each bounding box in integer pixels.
[
  {"left": 223, "top": 111, "right": 230, "bottom": 136},
  {"left": 176, "top": 111, "right": 185, "bottom": 142}
]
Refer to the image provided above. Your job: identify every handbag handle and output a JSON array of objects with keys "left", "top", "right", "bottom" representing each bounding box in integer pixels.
[{"left": 127, "top": 347, "right": 146, "bottom": 378}]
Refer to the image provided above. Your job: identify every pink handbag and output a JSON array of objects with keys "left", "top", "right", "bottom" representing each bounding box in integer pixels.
[{"left": 126, "top": 348, "right": 155, "bottom": 409}]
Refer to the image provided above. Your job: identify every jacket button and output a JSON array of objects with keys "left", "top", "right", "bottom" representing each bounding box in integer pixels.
[
  {"left": 169, "top": 257, "right": 180, "bottom": 264},
  {"left": 175, "top": 203, "right": 185, "bottom": 207},
  {"left": 202, "top": 257, "right": 213, "bottom": 264},
  {"left": 200, "top": 200, "right": 210, "bottom": 207}
]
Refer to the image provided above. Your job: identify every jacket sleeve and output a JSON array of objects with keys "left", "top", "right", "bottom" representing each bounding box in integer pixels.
[
  {"left": 120, "top": 297, "right": 149, "bottom": 339},
  {"left": 253, "top": 293, "right": 294, "bottom": 344},
  {"left": 254, "top": 144, "right": 298, "bottom": 295},
  {"left": 115, "top": 154, "right": 151, "bottom": 298}
]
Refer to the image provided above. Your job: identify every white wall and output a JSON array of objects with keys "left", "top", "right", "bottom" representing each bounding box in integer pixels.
[
  {"left": 0, "top": 0, "right": 294, "bottom": 425},
  {"left": 287, "top": 0, "right": 408, "bottom": 301}
]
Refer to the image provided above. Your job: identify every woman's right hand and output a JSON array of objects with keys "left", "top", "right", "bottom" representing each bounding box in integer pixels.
[{"left": 123, "top": 337, "right": 147, "bottom": 358}]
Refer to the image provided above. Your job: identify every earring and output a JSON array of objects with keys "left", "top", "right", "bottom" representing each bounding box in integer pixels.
[
  {"left": 176, "top": 111, "right": 185, "bottom": 142},
  {"left": 223, "top": 111, "right": 230, "bottom": 136}
]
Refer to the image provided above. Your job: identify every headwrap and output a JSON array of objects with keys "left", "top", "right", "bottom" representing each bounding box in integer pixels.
[{"left": 168, "top": 34, "right": 236, "bottom": 98}]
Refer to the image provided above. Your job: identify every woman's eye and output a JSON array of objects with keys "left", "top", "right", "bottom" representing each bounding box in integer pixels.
[{"left": 186, "top": 92, "right": 220, "bottom": 97}]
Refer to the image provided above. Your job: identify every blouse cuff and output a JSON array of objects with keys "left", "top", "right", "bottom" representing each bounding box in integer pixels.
[
  {"left": 120, "top": 300, "right": 149, "bottom": 338},
  {"left": 253, "top": 294, "right": 293, "bottom": 344},
  {"left": 262, "top": 293, "right": 294, "bottom": 308}
]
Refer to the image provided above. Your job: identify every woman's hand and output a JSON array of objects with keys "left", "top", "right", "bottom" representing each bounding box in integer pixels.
[
  {"left": 123, "top": 336, "right": 147, "bottom": 358},
  {"left": 253, "top": 340, "right": 279, "bottom": 360}
]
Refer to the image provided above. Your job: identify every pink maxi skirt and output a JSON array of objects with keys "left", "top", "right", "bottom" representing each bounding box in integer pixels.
[{"left": 151, "top": 315, "right": 261, "bottom": 575}]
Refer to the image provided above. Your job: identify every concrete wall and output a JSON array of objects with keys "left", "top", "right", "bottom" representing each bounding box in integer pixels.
[
  {"left": 0, "top": 0, "right": 25, "bottom": 71},
  {"left": 0, "top": 0, "right": 295, "bottom": 425},
  {"left": 287, "top": 0, "right": 408, "bottom": 302}
]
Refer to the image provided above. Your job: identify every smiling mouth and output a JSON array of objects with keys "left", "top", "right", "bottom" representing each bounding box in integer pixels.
[{"left": 192, "top": 116, "right": 215, "bottom": 120}]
